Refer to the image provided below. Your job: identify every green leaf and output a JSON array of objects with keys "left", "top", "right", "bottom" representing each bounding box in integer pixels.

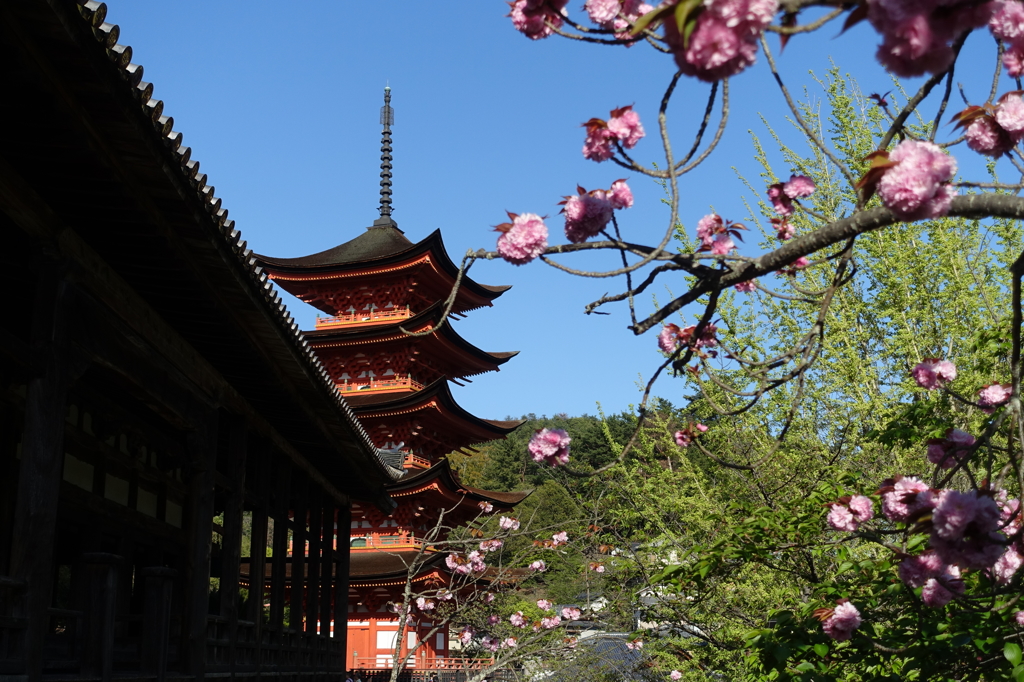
[
  {"left": 951, "top": 634, "right": 971, "bottom": 647},
  {"left": 1006, "top": 642, "right": 1023, "bottom": 667},
  {"left": 794, "top": 661, "right": 815, "bottom": 673},
  {"left": 813, "top": 643, "right": 829, "bottom": 657}
]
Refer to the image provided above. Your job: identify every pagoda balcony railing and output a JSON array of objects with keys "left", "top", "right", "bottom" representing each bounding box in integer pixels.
[
  {"left": 351, "top": 534, "right": 427, "bottom": 550},
  {"left": 337, "top": 376, "right": 424, "bottom": 394},
  {"left": 403, "top": 453, "right": 433, "bottom": 469},
  {"left": 315, "top": 307, "right": 411, "bottom": 329},
  {"left": 352, "top": 656, "right": 495, "bottom": 671}
]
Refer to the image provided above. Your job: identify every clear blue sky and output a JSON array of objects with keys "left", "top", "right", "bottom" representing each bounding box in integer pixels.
[{"left": 109, "top": 2, "right": 1003, "bottom": 421}]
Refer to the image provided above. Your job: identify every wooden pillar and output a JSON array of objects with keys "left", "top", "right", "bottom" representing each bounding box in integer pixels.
[
  {"left": 182, "top": 415, "right": 218, "bottom": 679},
  {"left": 304, "top": 489, "right": 321, "bottom": 637},
  {"left": 268, "top": 456, "right": 290, "bottom": 632},
  {"left": 9, "top": 270, "right": 78, "bottom": 682},
  {"left": 79, "top": 553, "right": 121, "bottom": 682},
  {"left": 336, "top": 505, "right": 351, "bottom": 670},
  {"left": 289, "top": 475, "right": 308, "bottom": 636},
  {"left": 319, "top": 506, "right": 334, "bottom": 644},
  {"left": 219, "top": 415, "right": 247, "bottom": 675},
  {"left": 140, "top": 567, "right": 176, "bottom": 682},
  {"left": 246, "top": 444, "right": 270, "bottom": 669}
]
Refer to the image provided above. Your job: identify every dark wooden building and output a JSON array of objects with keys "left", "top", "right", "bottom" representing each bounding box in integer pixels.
[{"left": 0, "top": 1, "right": 404, "bottom": 680}]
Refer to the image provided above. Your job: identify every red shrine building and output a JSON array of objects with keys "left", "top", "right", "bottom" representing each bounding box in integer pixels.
[{"left": 255, "top": 88, "right": 528, "bottom": 673}]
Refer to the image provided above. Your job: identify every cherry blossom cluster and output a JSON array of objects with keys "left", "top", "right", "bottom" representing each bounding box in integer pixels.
[
  {"left": 658, "top": 322, "right": 719, "bottom": 355},
  {"left": 979, "top": 383, "right": 1012, "bottom": 413},
  {"left": 661, "top": 0, "right": 778, "bottom": 82},
  {"left": 695, "top": 213, "right": 745, "bottom": 255},
  {"left": 584, "top": 0, "right": 654, "bottom": 40},
  {"left": 582, "top": 106, "right": 645, "bottom": 162},
  {"left": 821, "top": 360, "right": 1022, "bottom": 630},
  {"left": 495, "top": 212, "right": 549, "bottom": 266},
  {"left": 528, "top": 427, "right": 572, "bottom": 466},
  {"left": 446, "top": 550, "right": 488, "bottom": 575},
  {"left": 956, "top": 93, "right": 1024, "bottom": 158},
  {"left": 860, "top": 140, "right": 958, "bottom": 221},
  {"left": 534, "top": 530, "right": 570, "bottom": 549},
  {"left": 815, "top": 600, "right": 862, "bottom": 642},
  {"left": 674, "top": 422, "right": 708, "bottom": 448},
  {"left": 561, "top": 180, "right": 634, "bottom": 243},
  {"left": 767, "top": 174, "right": 816, "bottom": 241},
  {"left": 990, "top": 1, "right": 1024, "bottom": 76},
  {"left": 865, "top": 0, "right": 996, "bottom": 77},
  {"left": 509, "top": 0, "right": 569, "bottom": 40},
  {"left": 499, "top": 515, "right": 521, "bottom": 531}
]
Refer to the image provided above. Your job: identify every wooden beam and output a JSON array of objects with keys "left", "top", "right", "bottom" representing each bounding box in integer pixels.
[
  {"left": 304, "top": 489, "right": 322, "bottom": 637},
  {"left": 289, "top": 474, "right": 308, "bottom": 636},
  {"left": 268, "top": 455, "right": 291, "bottom": 632},
  {"left": 336, "top": 505, "right": 352, "bottom": 670}
]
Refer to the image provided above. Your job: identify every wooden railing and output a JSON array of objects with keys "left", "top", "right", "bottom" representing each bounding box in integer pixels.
[
  {"left": 337, "top": 376, "right": 424, "bottom": 395},
  {"left": 315, "top": 307, "right": 411, "bottom": 329},
  {"left": 352, "top": 656, "right": 495, "bottom": 671},
  {"left": 351, "top": 534, "right": 426, "bottom": 550},
  {"left": 403, "top": 453, "right": 433, "bottom": 470}
]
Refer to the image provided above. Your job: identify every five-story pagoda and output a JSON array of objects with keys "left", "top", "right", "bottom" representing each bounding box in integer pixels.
[{"left": 255, "top": 87, "right": 528, "bottom": 672}]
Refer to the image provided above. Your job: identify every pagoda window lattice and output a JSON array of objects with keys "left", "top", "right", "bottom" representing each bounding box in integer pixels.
[{"left": 307, "top": 277, "right": 433, "bottom": 321}]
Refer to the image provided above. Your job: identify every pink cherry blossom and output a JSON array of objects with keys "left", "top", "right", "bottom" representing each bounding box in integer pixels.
[
  {"left": 436, "top": 589, "right": 453, "bottom": 601},
  {"left": 659, "top": 324, "right": 681, "bottom": 354},
  {"left": 485, "top": 592, "right": 496, "bottom": 603},
  {"left": 582, "top": 125, "right": 616, "bottom": 162},
  {"left": 926, "top": 428, "right": 975, "bottom": 469},
  {"left": 898, "top": 551, "right": 947, "bottom": 588},
  {"left": 607, "top": 106, "right": 645, "bottom": 148},
  {"left": 537, "top": 599, "right": 552, "bottom": 610},
  {"left": 563, "top": 192, "right": 614, "bottom": 243},
  {"left": 510, "top": 611, "right": 526, "bottom": 627},
  {"left": 734, "top": 280, "right": 757, "bottom": 293},
  {"left": 585, "top": 0, "right": 621, "bottom": 24},
  {"left": 670, "top": 672, "right": 683, "bottom": 681},
  {"left": 675, "top": 423, "right": 708, "bottom": 448},
  {"left": 696, "top": 213, "right": 723, "bottom": 249},
  {"left": 996, "top": 94, "right": 1024, "bottom": 141},
  {"left": 932, "top": 490, "right": 981, "bottom": 541},
  {"left": 446, "top": 553, "right": 472, "bottom": 575},
  {"left": 827, "top": 504, "right": 858, "bottom": 532},
  {"left": 540, "top": 615, "right": 561, "bottom": 629},
  {"left": 849, "top": 495, "right": 874, "bottom": 523},
  {"left": 1005, "top": 43, "right": 1024, "bottom": 77},
  {"left": 586, "top": 0, "right": 653, "bottom": 38},
  {"left": 912, "top": 359, "right": 957, "bottom": 390},
  {"left": 478, "top": 501, "right": 494, "bottom": 513},
  {"left": 552, "top": 531, "right": 569, "bottom": 546},
  {"left": 710, "top": 233, "right": 735, "bottom": 255},
  {"left": 821, "top": 601, "right": 861, "bottom": 641},
  {"left": 528, "top": 428, "right": 572, "bottom": 466},
  {"left": 664, "top": 0, "right": 778, "bottom": 82},
  {"left": 876, "top": 140, "right": 957, "bottom": 221},
  {"left": 1016, "top": 611, "right": 1024, "bottom": 627},
  {"left": 784, "top": 175, "right": 816, "bottom": 198},
  {"left": 480, "top": 538, "right": 503, "bottom": 552},
  {"left": 509, "top": 0, "right": 569, "bottom": 40},
  {"left": 499, "top": 516, "right": 520, "bottom": 531},
  {"left": 481, "top": 635, "right": 500, "bottom": 652},
  {"left": 991, "top": 0, "right": 1024, "bottom": 42},
  {"left": 767, "top": 184, "right": 793, "bottom": 216},
  {"left": 978, "top": 383, "right": 1012, "bottom": 413},
  {"left": 625, "top": 638, "right": 644, "bottom": 650},
  {"left": 870, "top": 1, "right": 996, "bottom": 78},
  {"left": 529, "top": 560, "right": 547, "bottom": 572},
  {"left": 416, "top": 597, "right": 435, "bottom": 611},
  {"left": 881, "top": 476, "right": 934, "bottom": 522},
  {"left": 487, "top": 614, "right": 500, "bottom": 625},
  {"left": 610, "top": 179, "right": 633, "bottom": 209},
  {"left": 791, "top": 256, "right": 809, "bottom": 270},
  {"left": 966, "top": 115, "right": 1014, "bottom": 157},
  {"left": 992, "top": 548, "right": 1023, "bottom": 585},
  {"left": 921, "top": 577, "right": 955, "bottom": 607},
  {"left": 773, "top": 218, "right": 795, "bottom": 241},
  {"left": 502, "top": 637, "right": 518, "bottom": 649},
  {"left": 468, "top": 550, "right": 487, "bottom": 573},
  {"left": 561, "top": 607, "right": 581, "bottom": 620},
  {"left": 459, "top": 625, "right": 475, "bottom": 645},
  {"left": 497, "top": 213, "right": 549, "bottom": 265}
]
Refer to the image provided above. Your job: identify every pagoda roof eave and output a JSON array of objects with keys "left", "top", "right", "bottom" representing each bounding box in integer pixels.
[
  {"left": 349, "top": 550, "right": 448, "bottom": 582},
  {"left": 304, "top": 301, "right": 518, "bottom": 372},
  {"left": 254, "top": 228, "right": 510, "bottom": 302},
  {"left": 385, "top": 458, "right": 532, "bottom": 508},
  {"left": 351, "top": 379, "right": 526, "bottom": 440}
]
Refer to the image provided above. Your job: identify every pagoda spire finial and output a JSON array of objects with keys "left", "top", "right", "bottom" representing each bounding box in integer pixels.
[{"left": 376, "top": 85, "right": 395, "bottom": 225}]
